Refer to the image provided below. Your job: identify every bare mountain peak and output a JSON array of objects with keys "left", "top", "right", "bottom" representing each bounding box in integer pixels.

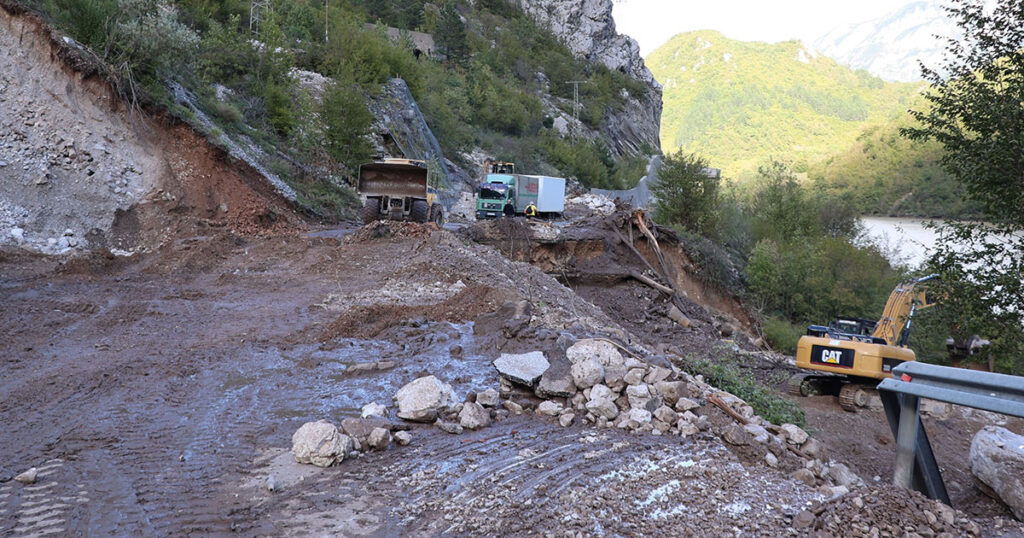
[{"left": 812, "top": 1, "right": 956, "bottom": 82}]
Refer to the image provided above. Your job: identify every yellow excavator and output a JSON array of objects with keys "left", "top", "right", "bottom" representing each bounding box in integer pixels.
[{"left": 788, "top": 274, "right": 939, "bottom": 411}]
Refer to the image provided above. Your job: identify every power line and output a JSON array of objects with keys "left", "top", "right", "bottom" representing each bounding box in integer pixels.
[
  {"left": 250, "top": 0, "right": 271, "bottom": 37},
  {"left": 566, "top": 80, "right": 588, "bottom": 139}
]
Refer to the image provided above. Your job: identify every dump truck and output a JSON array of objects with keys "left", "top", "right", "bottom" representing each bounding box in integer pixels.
[
  {"left": 358, "top": 158, "right": 444, "bottom": 225},
  {"left": 475, "top": 173, "right": 566, "bottom": 219}
]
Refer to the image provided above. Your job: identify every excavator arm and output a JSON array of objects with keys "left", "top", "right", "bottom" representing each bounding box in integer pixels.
[{"left": 871, "top": 274, "right": 939, "bottom": 346}]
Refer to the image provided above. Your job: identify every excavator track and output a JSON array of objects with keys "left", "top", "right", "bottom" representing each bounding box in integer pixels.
[{"left": 838, "top": 383, "right": 872, "bottom": 412}]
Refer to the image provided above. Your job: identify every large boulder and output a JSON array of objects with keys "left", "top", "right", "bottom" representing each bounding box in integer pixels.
[
  {"left": 971, "top": 426, "right": 1024, "bottom": 520},
  {"left": 292, "top": 420, "right": 352, "bottom": 467},
  {"left": 394, "top": 375, "right": 455, "bottom": 422},
  {"left": 493, "top": 351, "right": 550, "bottom": 386},
  {"left": 566, "top": 339, "right": 624, "bottom": 368},
  {"left": 570, "top": 358, "right": 605, "bottom": 389}
]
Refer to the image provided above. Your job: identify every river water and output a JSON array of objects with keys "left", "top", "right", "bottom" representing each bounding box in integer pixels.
[{"left": 859, "top": 217, "right": 943, "bottom": 268}]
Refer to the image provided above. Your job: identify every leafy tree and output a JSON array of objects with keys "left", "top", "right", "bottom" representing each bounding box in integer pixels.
[
  {"left": 651, "top": 151, "right": 719, "bottom": 235},
  {"left": 436, "top": 1, "right": 468, "bottom": 65},
  {"left": 321, "top": 80, "right": 375, "bottom": 170},
  {"left": 902, "top": 0, "right": 1024, "bottom": 373},
  {"left": 749, "top": 160, "right": 819, "bottom": 242}
]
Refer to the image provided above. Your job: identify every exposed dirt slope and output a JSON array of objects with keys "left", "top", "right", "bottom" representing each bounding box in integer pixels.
[{"left": 0, "top": 3, "right": 298, "bottom": 255}]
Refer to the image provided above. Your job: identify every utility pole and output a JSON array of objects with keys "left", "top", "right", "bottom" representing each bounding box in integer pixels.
[
  {"left": 250, "top": 0, "right": 271, "bottom": 37},
  {"left": 324, "top": 0, "right": 329, "bottom": 42},
  {"left": 566, "top": 80, "right": 588, "bottom": 139}
]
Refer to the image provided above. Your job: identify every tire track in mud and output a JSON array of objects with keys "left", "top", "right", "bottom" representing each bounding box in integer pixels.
[{"left": 0, "top": 459, "right": 92, "bottom": 537}]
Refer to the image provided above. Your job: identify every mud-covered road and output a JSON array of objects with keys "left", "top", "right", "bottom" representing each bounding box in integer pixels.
[
  {"left": 0, "top": 229, "right": 811, "bottom": 536},
  {"left": 2, "top": 225, "right": 1022, "bottom": 536}
]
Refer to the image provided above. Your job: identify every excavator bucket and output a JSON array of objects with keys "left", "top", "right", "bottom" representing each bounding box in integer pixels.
[{"left": 358, "top": 162, "right": 428, "bottom": 198}]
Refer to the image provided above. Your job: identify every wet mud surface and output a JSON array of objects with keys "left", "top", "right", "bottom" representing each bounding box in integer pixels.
[{"left": 2, "top": 225, "right": 1023, "bottom": 536}]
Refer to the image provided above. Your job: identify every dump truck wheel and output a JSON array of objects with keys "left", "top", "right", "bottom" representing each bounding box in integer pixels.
[
  {"left": 411, "top": 200, "right": 430, "bottom": 223},
  {"left": 362, "top": 198, "right": 380, "bottom": 225},
  {"left": 430, "top": 203, "right": 444, "bottom": 225}
]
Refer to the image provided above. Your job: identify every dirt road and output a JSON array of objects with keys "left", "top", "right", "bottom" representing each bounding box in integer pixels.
[{"left": 2, "top": 224, "right": 1021, "bottom": 536}]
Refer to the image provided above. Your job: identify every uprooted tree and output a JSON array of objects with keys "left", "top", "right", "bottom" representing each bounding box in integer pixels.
[{"left": 903, "top": 0, "right": 1024, "bottom": 373}]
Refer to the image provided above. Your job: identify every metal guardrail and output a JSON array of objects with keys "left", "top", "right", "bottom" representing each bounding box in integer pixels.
[{"left": 877, "top": 361, "right": 1024, "bottom": 506}]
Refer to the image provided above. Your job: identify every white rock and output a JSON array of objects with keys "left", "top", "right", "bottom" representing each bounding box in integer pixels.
[
  {"left": 566, "top": 339, "right": 624, "bottom": 367},
  {"left": 585, "top": 397, "right": 619, "bottom": 420},
  {"left": 394, "top": 431, "right": 412, "bottom": 446},
  {"left": 677, "top": 420, "right": 700, "bottom": 436},
  {"left": 367, "top": 427, "right": 391, "bottom": 450},
  {"left": 971, "top": 426, "right": 1024, "bottom": 520},
  {"left": 625, "top": 383, "right": 651, "bottom": 409},
  {"left": 570, "top": 358, "right": 605, "bottom": 389},
  {"left": 559, "top": 413, "right": 575, "bottom": 427},
  {"left": 674, "top": 397, "right": 700, "bottom": 412},
  {"left": 537, "top": 400, "right": 564, "bottom": 416},
  {"left": 826, "top": 462, "right": 863, "bottom": 488},
  {"left": 292, "top": 420, "right": 351, "bottom": 467},
  {"left": 394, "top": 375, "right": 455, "bottom": 422},
  {"left": 653, "top": 405, "right": 678, "bottom": 424},
  {"left": 361, "top": 402, "right": 387, "bottom": 418},
  {"left": 476, "top": 388, "right": 500, "bottom": 407},
  {"left": 459, "top": 402, "right": 491, "bottom": 430},
  {"left": 10, "top": 227, "right": 24, "bottom": 242},
  {"left": 781, "top": 423, "right": 809, "bottom": 445},
  {"left": 493, "top": 351, "right": 550, "bottom": 386},
  {"left": 644, "top": 366, "right": 671, "bottom": 384},
  {"left": 623, "top": 367, "right": 646, "bottom": 385},
  {"left": 14, "top": 467, "right": 38, "bottom": 484},
  {"left": 626, "top": 408, "right": 652, "bottom": 428},
  {"left": 743, "top": 423, "right": 771, "bottom": 444},
  {"left": 588, "top": 383, "right": 613, "bottom": 402},
  {"left": 764, "top": 452, "right": 779, "bottom": 467}
]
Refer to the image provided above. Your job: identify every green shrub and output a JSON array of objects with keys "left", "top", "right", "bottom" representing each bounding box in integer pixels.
[
  {"left": 762, "top": 317, "right": 805, "bottom": 355},
  {"left": 652, "top": 151, "right": 719, "bottom": 235},
  {"left": 321, "top": 79, "right": 375, "bottom": 170},
  {"left": 683, "top": 356, "right": 806, "bottom": 426}
]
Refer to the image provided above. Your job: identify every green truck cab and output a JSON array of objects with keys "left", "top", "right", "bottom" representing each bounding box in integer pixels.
[{"left": 475, "top": 173, "right": 566, "bottom": 219}]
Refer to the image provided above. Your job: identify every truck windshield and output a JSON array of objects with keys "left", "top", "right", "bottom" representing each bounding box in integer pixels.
[{"left": 479, "top": 186, "right": 507, "bottom": 200}]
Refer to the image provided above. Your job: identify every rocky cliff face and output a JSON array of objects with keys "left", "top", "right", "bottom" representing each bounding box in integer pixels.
[{"left": 519, "top": 0, "right": 662, "bottom": 156}]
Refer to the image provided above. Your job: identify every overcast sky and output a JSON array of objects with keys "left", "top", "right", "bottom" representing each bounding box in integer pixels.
[{"left": 612, "top": 0, "right": 920, "bottom": 56}]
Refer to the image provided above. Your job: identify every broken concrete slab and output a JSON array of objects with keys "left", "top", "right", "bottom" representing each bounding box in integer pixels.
[{"left": 493, "top": 351, "right": 550, "bottom": 386}]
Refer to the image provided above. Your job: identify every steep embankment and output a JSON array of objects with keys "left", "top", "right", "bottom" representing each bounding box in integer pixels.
[
  {"left": 0, "top": 2, "right": 298, "bottom": 254},
  {"left": 647, "top": 30, "right": 923, "bottom": 180}
]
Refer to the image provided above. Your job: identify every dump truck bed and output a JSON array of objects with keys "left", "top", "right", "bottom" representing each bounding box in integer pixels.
[{"left": 358, "top": 162, "right": 428, "bottom": 198}]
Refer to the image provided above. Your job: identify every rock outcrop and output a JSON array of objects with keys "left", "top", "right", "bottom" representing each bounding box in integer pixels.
[{"left": 519, "top": 0, "right": 662, "bottom": 156}]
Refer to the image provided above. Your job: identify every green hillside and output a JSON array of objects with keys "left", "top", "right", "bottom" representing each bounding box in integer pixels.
[
  {"left": 807, "top": 97, "right": 978, "bottom": 218},
  {"left": 648, "top": 30, "right": 924, "bottom": 180}
]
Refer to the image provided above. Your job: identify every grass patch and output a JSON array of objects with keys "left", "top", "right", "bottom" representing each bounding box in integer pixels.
[{"left": 683, "top": 356, "right": 805, "bottom": 427}]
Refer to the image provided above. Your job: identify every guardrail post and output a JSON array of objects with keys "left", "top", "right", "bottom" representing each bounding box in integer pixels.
[{"left": 893, "top": 393, "right": 920, "bottom": 490}]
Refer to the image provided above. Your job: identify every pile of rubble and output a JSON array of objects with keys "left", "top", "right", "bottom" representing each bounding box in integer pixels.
[{"left": 288, "top": 337, "right": 863, "bottom": 502}]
